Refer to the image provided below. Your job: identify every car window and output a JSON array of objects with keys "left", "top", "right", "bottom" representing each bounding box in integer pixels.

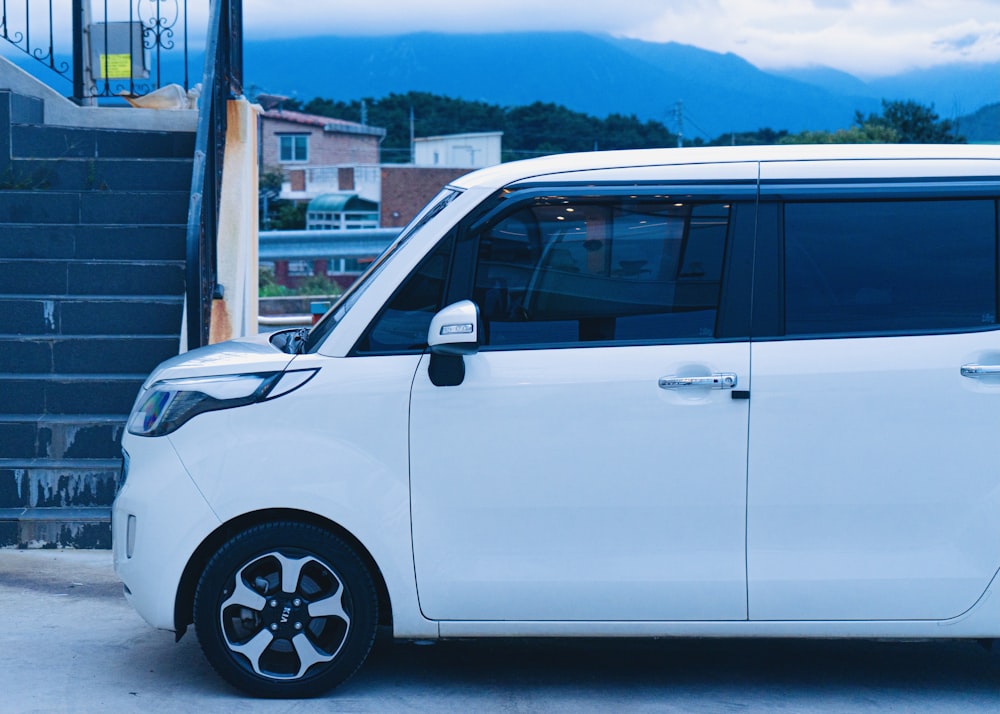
[
  {"left": 306, "top": 188, "right": 460, "bottom": 353},
  {"left": 354, "top": 232, "right": 456, "bottom": 354},
  {"left": 472, "top": 197, "right": 733, "bottom": 347},
  {"left": 783, "top": 199, "right": 997, "bottom": 336}
]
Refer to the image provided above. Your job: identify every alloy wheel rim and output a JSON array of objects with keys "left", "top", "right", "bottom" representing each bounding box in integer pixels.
[{"left": 217, "top": 551, "right": 352, "bottom": 680}]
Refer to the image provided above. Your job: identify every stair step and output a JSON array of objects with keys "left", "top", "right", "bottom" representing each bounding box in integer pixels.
[
  {"left": 0, "top": 416, "right": 126, "bottom": 460},
  {"left": 0, "top": 459, "right": 121, "bottom": 508},
  {"left": 0, "top": 190, "right": 190, "bottom": 224},
  {"left": 0, "top": 297, "right": 183, "bottom": 336},
  {"left": 0, "top": 259, "right": 185, "bottom": 296},
  {"left": 0, "top": 224, "right": 186, "bottom": 260},
  {"left": 6, "top": 91, "right": 43, "bottom": 124},
  {"left": 0, "top": 335, "right": 179, "bottom": 375},
  {"left": 6, "top": 157, "right": 193, "bottom": 192},
  {"left": 0, "top": 507, "right": 111, "bottom": 522},
  {"left": 0, "top": 508, "right": 112, "bottom": 548},
  {"left": 2, "top": 374, "right": 145, "bottom": 415},
  {"left": 11, "top": 124, "right": 196, "bottom": 159}
]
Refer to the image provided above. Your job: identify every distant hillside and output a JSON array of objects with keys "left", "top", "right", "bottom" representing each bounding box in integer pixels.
[
  {"left": 783, "top": 63, "right": 1000, "bottom": 123},
  {"left": 956, "top": 103, "right": 1000, "bottom": 143},
  {"left": 242, "top": 33, "right": 880, "bottom": 138},
  {"left": 241, "top": 32, "right": 998, "bottom": 139}
]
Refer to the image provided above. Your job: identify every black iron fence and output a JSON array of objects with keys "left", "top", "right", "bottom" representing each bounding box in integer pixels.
[{"left": 1, "top": 0, "right": 194, "bottom": 102}]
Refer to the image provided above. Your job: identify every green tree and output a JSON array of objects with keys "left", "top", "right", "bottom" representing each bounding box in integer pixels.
[
  {"left": 268, "top": 200, "right": 307, "bottom": 230},
  {"left": 294, "top": 91, "right": 678, "bottom": 162},
  {"left": 706, "top": 128, "right": 790, "bottom": 146},
  {"left": 780, "top": 124, "right": 899, "bottom": 144},
  {"left": 855, "top": 99, "right": 964, "bottom": 144},
  {"left": 258, "top": 168, "right": 284, "bottom": 230}
]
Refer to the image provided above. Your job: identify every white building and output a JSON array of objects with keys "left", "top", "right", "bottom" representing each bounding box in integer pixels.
[{"left": 414, "top": 131, "right": 503, "bottom": 168}]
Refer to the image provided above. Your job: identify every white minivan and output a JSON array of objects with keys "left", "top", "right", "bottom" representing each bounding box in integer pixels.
[{"left": 113, "top": 144, "right": 1000, "bottom": 697}]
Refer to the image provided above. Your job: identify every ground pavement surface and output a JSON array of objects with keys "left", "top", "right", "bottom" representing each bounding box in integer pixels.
[{"left": 2, "top": 548, "right": 999, "bottom": 712}]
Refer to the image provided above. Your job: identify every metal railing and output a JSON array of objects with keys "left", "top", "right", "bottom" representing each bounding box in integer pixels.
[
  {"left": 258, "top": 228, "right": 401, "bottom": 263},
  {"left": 1, "top": 0, "right": 193, "bottom": 101},
  {"left": 184, "top": 0, "right": 241, "bottom": 350}
]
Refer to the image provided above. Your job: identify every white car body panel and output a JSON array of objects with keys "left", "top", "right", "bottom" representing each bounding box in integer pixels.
[
  {"left": 748, "top": 333, "right": 1000, "bottom": 621},
  {"left": 113, "top": 145, "right": 1000, "bottom": 648},
  {"left": 113, "top": 435, "right": 221, "bottom": 630},
  {"left": 410, "top": 344, "right": 751, "bottom": 621},
  {"left": 162, "top": 351, "right": 439, "bottom": 638}
]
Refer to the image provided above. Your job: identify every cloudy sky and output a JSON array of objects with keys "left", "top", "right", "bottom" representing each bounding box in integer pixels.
[{"left": 242, "top": 0, "right": 1000, "bottom": 78}]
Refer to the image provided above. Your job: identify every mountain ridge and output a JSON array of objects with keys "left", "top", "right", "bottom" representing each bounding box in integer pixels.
[{"left": 241, "top": 32, "right": 999, "bottom": 139}]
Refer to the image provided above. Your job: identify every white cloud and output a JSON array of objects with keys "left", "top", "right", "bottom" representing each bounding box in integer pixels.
[
  {"left": 241, "top": 0, "right": 667, "bottom": 38},
  {"left": 238, "top": 0, "right": 1000, "bottom": 77},
  {"left": 614, "top": 0, "right": 1000, "bottom": 76}
]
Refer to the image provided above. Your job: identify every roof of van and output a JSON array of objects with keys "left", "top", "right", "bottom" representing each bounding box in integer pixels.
[{"left": 449, "top": 144, "right": 1000, "bottom": 191}]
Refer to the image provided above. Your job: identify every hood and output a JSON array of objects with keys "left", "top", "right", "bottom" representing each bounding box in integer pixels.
[{"left": 141, "top": 333, "right": 297, "bottom": 388}]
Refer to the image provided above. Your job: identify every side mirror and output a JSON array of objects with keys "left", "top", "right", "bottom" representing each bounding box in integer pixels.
[{"left": 427, "top": 300, "right": 480, "bottom": 356}]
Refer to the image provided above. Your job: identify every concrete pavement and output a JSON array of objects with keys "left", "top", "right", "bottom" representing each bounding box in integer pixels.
[{"left": 2, "top": 547, "right": 999, "bottom": 712}]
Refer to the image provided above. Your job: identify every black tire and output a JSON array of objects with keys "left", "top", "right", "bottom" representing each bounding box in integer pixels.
[{"left": 193, "top": 521, "right": 378, "bottom": 698}]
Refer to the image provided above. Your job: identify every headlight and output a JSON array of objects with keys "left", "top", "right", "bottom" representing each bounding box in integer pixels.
[{"left": 127, "top": 370, "right": 317, "bottom": 437}]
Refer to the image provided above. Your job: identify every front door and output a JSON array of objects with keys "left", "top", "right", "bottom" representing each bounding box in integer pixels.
[{"left": 409, "top": 190, "right": 755, "bottom": 621}]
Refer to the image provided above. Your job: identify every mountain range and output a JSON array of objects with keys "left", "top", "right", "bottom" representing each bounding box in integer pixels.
[
  {"left": 5, "top": 31, "right": 997, "bottom": 140},
  {"left": 240, "top": 32, "right": 1000, "bottom": 141}
]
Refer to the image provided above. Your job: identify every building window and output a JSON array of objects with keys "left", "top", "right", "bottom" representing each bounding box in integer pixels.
[{"left": 279, "top": 134, "right": 309, "bottom": 163}]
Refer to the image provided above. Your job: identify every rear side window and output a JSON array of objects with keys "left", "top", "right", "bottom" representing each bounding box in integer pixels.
[
  {"left": 472, "top": 197, "right": 733, "bottom": 347},
  {"left": 783, "top": 199, "right": 997, "bottom": 336}
]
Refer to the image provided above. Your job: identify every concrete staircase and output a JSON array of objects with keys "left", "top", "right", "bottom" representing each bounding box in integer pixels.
[{"left": 0, "top": 89, "right": 194, "bottom": 547}]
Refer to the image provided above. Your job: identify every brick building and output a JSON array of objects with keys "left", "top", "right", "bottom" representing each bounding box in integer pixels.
[
  {"left": 380, "top": 166, "right": 472, "bottom": 228},
  {"left": 260, "top": 108, "right": 385, "bottom": 189}
]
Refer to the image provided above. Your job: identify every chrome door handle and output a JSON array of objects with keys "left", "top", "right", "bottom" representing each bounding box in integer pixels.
[
  {"left": 961, "top": 364, "right": 1000, "bottom": 378},
  {"left": 659, "top": 373, "right": 737, "bottom": 390}
]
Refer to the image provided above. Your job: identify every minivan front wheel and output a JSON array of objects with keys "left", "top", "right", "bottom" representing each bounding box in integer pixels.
[{"left": 193, "top": 522, "right": 378, "bottom": 697}]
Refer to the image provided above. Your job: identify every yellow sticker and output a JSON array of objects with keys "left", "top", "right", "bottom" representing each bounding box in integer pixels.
[{"left": 99, "top": 54, "right": 132, "bottom": 79}]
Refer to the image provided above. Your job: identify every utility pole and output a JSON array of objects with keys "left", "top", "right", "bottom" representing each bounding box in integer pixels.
[
  {"left": 675, "top": 101, "right": 684, "bottom": 148},
  {"left": 409, "top": 106, "right": 416, "bottom": 164}
]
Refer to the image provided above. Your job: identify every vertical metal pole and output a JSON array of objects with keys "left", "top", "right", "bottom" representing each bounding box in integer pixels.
[
  {"left": 127, "top": 0, "right": 134, "bottom": 95},
  {"left": 101, "top": 1, "right": 108, "bottom": 97},
  {"left": 228, "top": 0, "right": 243, "bottom": 96},
  {"left": 183, "top": 0, "right": 189, "bottom": 90},
  {"left": 154, "top": 0, "right": 162, "bottom": 88},
  {"left": 71, "top": 0, "right": 84, "bottom": 102},
  {"left": 46, "top": 0, "right": 54, "bottom": 68}
]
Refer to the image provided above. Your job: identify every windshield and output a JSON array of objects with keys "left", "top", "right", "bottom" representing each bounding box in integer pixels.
[{"left": 304, "top": 188, "right": 462, "bottom": 353}]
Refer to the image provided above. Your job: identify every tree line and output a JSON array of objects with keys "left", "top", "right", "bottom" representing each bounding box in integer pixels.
[{"left": 282, "top": 92, "right": 965, "bottom": 161}]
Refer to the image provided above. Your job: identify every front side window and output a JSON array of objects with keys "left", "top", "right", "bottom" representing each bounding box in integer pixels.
[
  {"left": 307, "top": 189, "right": 461, "bottom": 353},
  {"left": 783, "top": 199, "right": 997, "bottom": 335},
  {"left": 472, "top": 196, "right": 732, "bottom": 347},
  {"left": 279, "top": 134, "right": 309, "bottom": 162},
  {"left": 354, "top": 233, "right": 455, "bottom": 354}
]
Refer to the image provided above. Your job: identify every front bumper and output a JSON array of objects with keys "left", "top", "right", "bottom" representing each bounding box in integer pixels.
[{"left": 112, "top": 434, "right": 221, "bottom": 631}]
